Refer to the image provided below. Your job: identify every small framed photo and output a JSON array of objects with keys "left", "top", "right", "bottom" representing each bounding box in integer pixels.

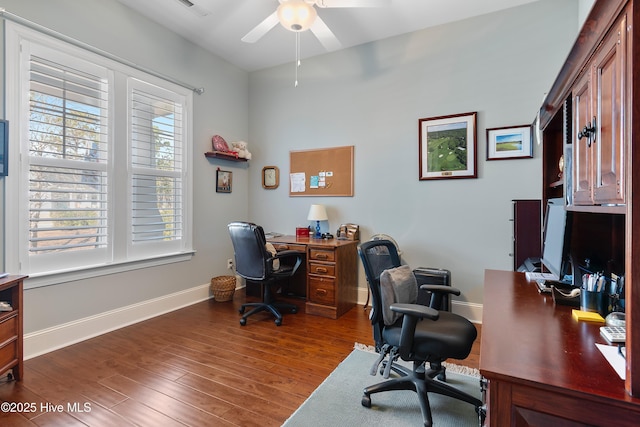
[
  {"left": 216, "top": 169, "right": 232, "bottom": 193},
  {"left": 486, "top": 124, "right": 533, "bottom": 160},
  {"left": 419, "top": 112, "right": 477, "bottom": 180}
]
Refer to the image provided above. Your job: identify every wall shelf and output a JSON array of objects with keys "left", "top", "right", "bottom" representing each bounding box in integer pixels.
[{"left": 204, "top": 151, "right": 248, "bottom": 163}]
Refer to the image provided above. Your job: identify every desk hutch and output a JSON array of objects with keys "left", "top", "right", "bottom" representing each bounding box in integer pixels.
[{"left": 481, "top": 0, "right": 640, "bottom": 424}]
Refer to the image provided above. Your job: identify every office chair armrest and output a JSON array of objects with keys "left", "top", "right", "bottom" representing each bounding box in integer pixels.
[
  {"left": 419, "top": 284, "right": 461, "bottom": 296},
  {"left": 390, "top": 303, "right": 439, "bottom": 320},
  {"left": 269, "top": 249, "right": 304, "bottom": 274},
  {"left": 391, "top": 303, "right": 439, "bottom": 359},
  {"left": 272, "top": 249, "right": 304, "bottom": 260}
]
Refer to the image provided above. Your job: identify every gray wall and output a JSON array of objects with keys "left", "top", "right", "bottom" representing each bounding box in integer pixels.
[
  {"left": 0, "top": 0, "right": 249, "bottom": 333},
  {"left": 0, "top": 0, "right": 581, "bottom": 339},
  {"left": 247, "top": 0, "right": 579, "bottom": 307}
]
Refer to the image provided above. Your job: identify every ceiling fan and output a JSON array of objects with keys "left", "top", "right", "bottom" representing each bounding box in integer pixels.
[{"left": 242, "top": 0, "right": 391, "bottom": 52}]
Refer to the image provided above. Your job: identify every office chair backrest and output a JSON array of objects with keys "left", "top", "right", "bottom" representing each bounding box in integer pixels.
[
  {"left": 228, "top": 221, "right": 270, "bottom": 281},
  {"left": 358, "top": 239, "right": 402, "bottom": 348}
]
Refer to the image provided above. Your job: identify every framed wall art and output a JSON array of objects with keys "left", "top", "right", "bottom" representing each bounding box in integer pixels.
[
  {"left": 216, "top": 169, "right": 232, "bottom": 193},
  {"left": 486, "top": 124, "right": 533, "bottom": 160},
  {"left": 419, "top": 112, "right": 477, "bottom": 180}
]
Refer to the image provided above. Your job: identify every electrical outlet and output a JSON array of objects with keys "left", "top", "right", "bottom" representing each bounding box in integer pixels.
[{"left": 227, "top": 258, "right": 234, "bottom": 270}]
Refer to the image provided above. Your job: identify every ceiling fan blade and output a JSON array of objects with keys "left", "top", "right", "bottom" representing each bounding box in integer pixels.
[
  {"left": 241, "top": 11, "right": 279, "bottom": 43},
  {"left": 310, "top": 16, "right": 342, "bottom": 51},
  {"left": 315, "top": 0, "right": 391, "bottom": 8}
]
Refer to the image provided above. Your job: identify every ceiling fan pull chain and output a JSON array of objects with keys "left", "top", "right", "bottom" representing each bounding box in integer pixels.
[{"left": 295, "top": 32, "right": 301, "bottom": 87}]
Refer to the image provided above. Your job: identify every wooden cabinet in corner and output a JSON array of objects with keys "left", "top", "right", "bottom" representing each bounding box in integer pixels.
[
  {"left": 204, "top": 151, "right": 248, "bottom": 162},
  {"left": 572, "top": 9, "right": 628, "bottom": 208}
]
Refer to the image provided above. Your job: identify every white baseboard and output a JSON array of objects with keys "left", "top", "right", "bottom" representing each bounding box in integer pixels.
[
  {"left": 356, "top": 287, "right": 482, "bottom": 324},
  {"left": 24, "top": 283, "right": 212, "bottom": 360}
]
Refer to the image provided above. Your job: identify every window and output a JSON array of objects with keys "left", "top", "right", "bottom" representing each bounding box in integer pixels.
[{"left": 5, "top": 23, "right": 193, "bottom": 286}]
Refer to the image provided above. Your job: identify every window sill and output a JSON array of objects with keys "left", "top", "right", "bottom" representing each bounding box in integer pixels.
[{"left": 23, "top": 250, "right": 196, "bottom": 290}]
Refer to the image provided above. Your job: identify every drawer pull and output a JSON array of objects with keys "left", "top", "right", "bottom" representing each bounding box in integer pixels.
[
  {"left": 315, "top": 289, "right": 327, "bottom": 296},
  {"left": 315, "top": 253, "right": 328, "bottom": 259},
  {"left": 276, "top": 245, "right": 289, "bottom": 251},
  {"left": 315, "top": 267, "right": 328, "bottom": 273}
]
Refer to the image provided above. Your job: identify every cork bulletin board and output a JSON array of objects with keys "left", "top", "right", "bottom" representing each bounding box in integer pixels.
[{"left": 289, "top": 146, "right": 354, "bottom": 197}]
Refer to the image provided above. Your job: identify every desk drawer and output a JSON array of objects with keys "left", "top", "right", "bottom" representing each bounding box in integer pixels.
[
  {"left": 309, "top": 248, "right": 335, "bottom": 262},
  {"left": 309, "top": 262, "right": 335, "bottom": 276},
  {"left": 309, "top": 277, "right": 335, "bottom": 305},
  {"left": 0, "top": 340, "right": 17, "bottom": 371},
  {"left": 0, "top": 314, "right": 17, "bottom": 344},
  {"left": 272, "top": 243, "right": 306, "bottom": 253}
]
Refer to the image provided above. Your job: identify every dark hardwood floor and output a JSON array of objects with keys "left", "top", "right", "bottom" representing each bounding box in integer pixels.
[{"left": 0, "top": 289, "right": 480, "bottom": 426}]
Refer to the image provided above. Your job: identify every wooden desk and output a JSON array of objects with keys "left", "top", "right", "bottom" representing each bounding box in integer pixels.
[
  {"left": 268, "top": 236, "right": 359, "bottom": 319},
  {"left": 0, "top": 275, "right": 26, "bottom": 381},
  {"left": 480, "top": 270, "right": 640, "bottom": 426}
]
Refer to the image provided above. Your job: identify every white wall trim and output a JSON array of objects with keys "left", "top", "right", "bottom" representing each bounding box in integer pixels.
[
  {"left": 24, "top": 283, "right": 212, "bottom": 359},
  {"left": 356, "top": 287, "right": 482, "bottom": 324}
]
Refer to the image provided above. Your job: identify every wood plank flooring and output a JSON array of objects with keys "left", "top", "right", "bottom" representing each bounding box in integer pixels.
[{"left": 0, "top": 290, "right": 480, "bottom": 426}]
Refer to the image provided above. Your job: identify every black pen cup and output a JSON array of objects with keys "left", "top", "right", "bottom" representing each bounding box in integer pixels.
[{"left": 580, "top": 290, "right": 606, "bottom": 314}]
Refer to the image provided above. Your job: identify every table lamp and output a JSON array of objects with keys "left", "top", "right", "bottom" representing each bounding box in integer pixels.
[{"left": 307, "top": 204, "right": 328, "bottom": 239}]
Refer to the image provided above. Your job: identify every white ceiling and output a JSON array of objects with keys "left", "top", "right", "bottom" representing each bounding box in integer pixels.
[{"left": 115, "top": 0, "right": 541, "bottom": 72}]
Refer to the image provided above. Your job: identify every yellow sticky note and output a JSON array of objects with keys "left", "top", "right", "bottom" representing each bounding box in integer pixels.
[{"left": 572, "top": 309, "right": 605, "bottom": 323}]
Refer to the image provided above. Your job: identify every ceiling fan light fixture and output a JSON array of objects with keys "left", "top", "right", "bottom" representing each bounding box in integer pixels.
[{"left": 277, "top": 0, "right": 318, "bottom": 32}]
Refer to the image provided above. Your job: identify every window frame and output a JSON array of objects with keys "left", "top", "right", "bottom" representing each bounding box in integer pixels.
[{"left": 4, "top": 22, "right": 194, "bottom": 289}]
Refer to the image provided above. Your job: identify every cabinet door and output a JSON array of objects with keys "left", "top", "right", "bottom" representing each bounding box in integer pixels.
[
  {"left": 572, "top": 70, "right": 593, "bottom": 205},
  {"left": 592, "top": 13, "right": 626, "bottom": 205},
  {"left": 512, "top": 200, "right": 541, "bottom": 271}
]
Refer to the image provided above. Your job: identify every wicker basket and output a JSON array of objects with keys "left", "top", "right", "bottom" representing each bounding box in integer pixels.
[{"left": 211, "top": 275, "right": 236, "bottom": 302}]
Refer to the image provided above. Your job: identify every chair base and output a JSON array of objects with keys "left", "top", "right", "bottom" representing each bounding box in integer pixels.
[
  {"left": 239, "top": 281, "right": 298, "bottom": 326},
  {"left": 239, "top": 301, "right": 298, "bottom": 326},
  {"left": 362, "top": 362, "right": 482, "bottom": 427}
]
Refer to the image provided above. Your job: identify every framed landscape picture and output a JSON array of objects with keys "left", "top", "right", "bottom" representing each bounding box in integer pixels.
[
  {"left": 419, "top": 112, "right": 477, "bottom": 180},
  {"left": 486, "top": 124, "right": 533, "bottom": 160}
]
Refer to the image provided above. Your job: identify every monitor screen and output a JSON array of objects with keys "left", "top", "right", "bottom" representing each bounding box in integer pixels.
[{"left": 541, "top": 198, "right": 571, "bottom": 280}]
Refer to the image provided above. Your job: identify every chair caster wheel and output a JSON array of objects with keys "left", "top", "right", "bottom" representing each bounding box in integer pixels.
[
  {"left": 361, "top": 394, "right": 371, "bottom": 408},
  {"left": 291, "top": 307, "right": 298, "bottom": 314},
  {"left": 240, "top": 318, "right": 247, "bottom": 326},
  {"left": 239, "top": 307, "right": 245, "bottom": 314},
  {"left": 275, "top": 318, "right": 282, "bottom": 326}
]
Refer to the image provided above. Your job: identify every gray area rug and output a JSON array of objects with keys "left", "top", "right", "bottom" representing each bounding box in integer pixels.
[{"left": 283, "top": 348, "right": 481, "bottom": 426}]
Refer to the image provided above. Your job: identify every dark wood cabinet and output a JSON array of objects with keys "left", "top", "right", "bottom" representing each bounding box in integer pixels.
[
  {"left": 511, "top": 199, "right": 541, "bottom": 271},
  {"left": 572, "top": 9, "right": 628, "bottom": 207},
  {"left": 0, "top": 275, "right": 26, "bottom": 381}
]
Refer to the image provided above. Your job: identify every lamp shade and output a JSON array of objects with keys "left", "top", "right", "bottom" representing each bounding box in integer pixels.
[
  {"left": 277, "top": 0, "right": 317, "bottom": 32},
  {"left": 307, "top": 204, "right": 328, "bottom": 221}
]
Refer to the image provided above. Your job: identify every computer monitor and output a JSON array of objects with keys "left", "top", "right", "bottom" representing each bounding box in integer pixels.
[{"left": 541, "top": 198, "right": 572, "bottom": 281}]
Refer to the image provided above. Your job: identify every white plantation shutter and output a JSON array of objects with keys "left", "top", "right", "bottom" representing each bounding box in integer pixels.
[
  {"left": 26, "top": 46, "right": 111, "bottom": 271},
  {"left": 129, "top": 81, "right": 185, "bottom": 253}
]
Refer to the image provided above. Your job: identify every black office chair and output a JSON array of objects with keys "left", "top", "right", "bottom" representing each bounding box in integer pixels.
[
  {"left": 228, "top": 221, "right": 303, "bottom": 326},
  {"left": 358, "top": 239, "right": 482, "bottom": 427}
]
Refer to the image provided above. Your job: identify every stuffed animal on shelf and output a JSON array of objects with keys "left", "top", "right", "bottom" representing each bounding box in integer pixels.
[{"left": 230, "top": 140, "right": 252, "bottom": 160}]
